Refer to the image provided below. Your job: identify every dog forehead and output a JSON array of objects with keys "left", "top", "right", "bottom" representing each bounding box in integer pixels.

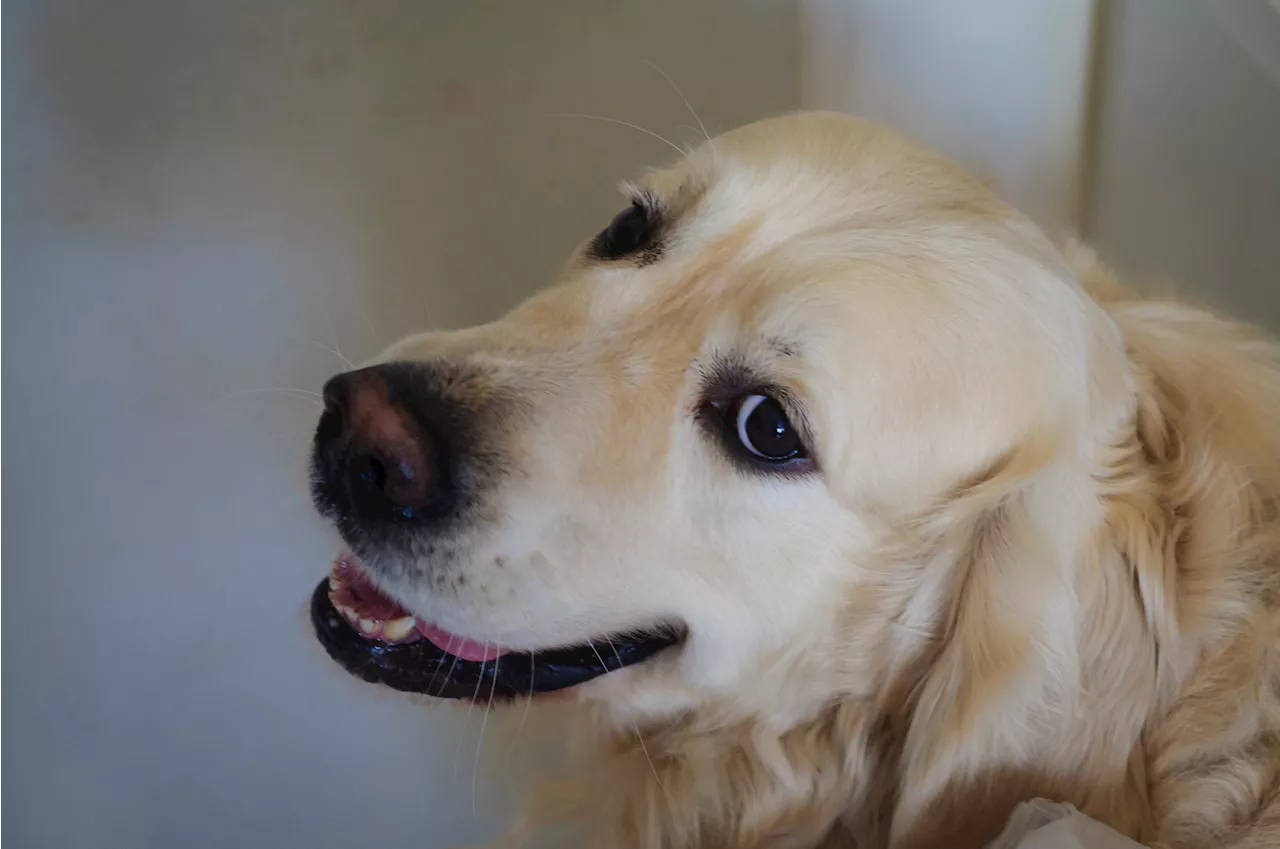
[
  {"left": 593, "top": 118, "right": 1006, "bottom": 320},
  {"left": 571, "top": 162, "right": 868, "bottom": 346}
]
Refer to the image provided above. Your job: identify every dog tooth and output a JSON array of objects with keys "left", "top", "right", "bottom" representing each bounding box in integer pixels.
[
  {"left": 358, "top": 618, "right": 379, "bottom": 636},
  {"left": 382, "top": 616, "right": 416, "bottom": 641},
  {"left": 328, "top": 575, "right": 342, "bottom": 592}
]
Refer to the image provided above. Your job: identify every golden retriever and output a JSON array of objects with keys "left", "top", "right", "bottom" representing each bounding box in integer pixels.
[{"left": 306, "top": 112, "right": 1280, "bottom": 848}]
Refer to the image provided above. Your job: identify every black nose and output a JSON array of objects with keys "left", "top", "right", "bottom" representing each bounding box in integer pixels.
[{"left": 316, "top": 367, "right": 435, "bottom": 521}]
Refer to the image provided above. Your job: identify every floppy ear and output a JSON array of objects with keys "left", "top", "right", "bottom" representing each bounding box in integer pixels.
[
  {"left": 886, "top": 425, "right": 1166, "bottom": 848},
  {"left": 891, "top": 488, "right": 1069, "bottom": 846},
  {"left": 882, "top": 436, "right": 1113, "bottom": 848}
]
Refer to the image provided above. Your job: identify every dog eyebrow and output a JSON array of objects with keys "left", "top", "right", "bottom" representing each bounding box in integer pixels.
[{"left": 622, "top": 183, "right": 661, "bottom": 213}]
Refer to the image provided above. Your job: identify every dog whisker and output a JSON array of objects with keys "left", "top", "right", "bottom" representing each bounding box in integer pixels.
[
  {"left": 454, "top": 641, "right": 490, "bottom": 783},
  {"left": 505, "top": 653, "right": 538, "bottom": 759},
  {"left": 306, "top": 339, "right": 355, "bottom": 371},
  {"left": 318, "top": 288, "right": 349, "bottom": 369},
  {"left": 473, "top": 654, "right": 500, "bottom": 817},
  {"left": 416, "top": 290, "right": 436, "bottom": 331},
  {"left": 548, "top": 112, "right": 687, "bottom": 158},
  {"left": 427, "top": 633, "right": 458, "bottom": 697},
  {"left": 675, "top": 124, "right": 704, "bottom": 141},
  {"left": 213, "top": 387, "right": 324, "bottom": 409},
  {"left": 641, "top": 59, "right": 716, "bottom": 158},
  {"left": 346, "top": 277, "right": 386, "bottom": 353},
  {"left": 592, "top": 637, "right": 670, "bottom": 803}
]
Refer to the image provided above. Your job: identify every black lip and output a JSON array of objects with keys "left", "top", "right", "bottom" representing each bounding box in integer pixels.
[{"left": 309, "top": 580, "right": 681, "bottom": 699}]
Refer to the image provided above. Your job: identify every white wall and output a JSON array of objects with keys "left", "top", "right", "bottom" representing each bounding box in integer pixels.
[
  {"left": 0, "top": 3, "right": 798, "bottom": 847},
  {"left": 1086, "top": 0, "right": 1280, "bottom": 327},
  {"left": 800, "top": 0, "right": 1280, "bottom": 328},
  {"left": 800, "top": 0, "right": 1097, "bottom": 236}
]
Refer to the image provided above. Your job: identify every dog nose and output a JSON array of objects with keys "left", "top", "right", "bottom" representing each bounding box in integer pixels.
[{"left": 317, "top": 367, "right": 434, "bottom": 520}]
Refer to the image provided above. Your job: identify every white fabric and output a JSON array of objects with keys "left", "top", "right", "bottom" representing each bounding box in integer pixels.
[{"left": 985, "top": 800, "right": 1148, "bottom": 849}]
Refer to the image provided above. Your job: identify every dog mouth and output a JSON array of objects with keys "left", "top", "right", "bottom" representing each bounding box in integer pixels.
[{"left": 310, "top": 556, "right": 682, "bottom": 700}]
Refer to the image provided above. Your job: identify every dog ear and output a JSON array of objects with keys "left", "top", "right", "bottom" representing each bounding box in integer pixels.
[
  {"left": 885, "top": 436, "right": 1099, "bottom": 847},
  {"left": 887, "top": 417, "right": 1173, "bottom": 848}
]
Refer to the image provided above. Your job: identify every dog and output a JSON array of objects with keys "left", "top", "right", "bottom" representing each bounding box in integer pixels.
[{"left": 306, "top": 112, "right": 1280, "bottom": 848}]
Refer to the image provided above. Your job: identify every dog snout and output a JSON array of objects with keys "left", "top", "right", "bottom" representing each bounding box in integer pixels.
[{"left": 316, "top": 366, "right": 437, "bottom": 521}]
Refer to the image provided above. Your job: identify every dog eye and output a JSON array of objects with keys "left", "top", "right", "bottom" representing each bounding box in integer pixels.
[
  {"left": 732, "top": 394, "right": 804, "bottom": 462},
  {"left": 593, "top": 202, "right": 656, "bottom": 259}
]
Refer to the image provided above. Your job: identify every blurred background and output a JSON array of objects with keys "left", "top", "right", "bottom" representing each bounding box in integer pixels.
[{"left": 3, "top": 1, "right": 1277, "bottom": 846}]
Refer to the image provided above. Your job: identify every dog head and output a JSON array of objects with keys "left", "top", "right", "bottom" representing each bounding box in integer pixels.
[{"left": 308, "top": 112, "right": 1129, "bottom": 729}]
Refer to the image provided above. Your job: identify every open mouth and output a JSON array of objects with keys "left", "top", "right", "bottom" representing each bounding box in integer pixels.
[{"left": 310, "top": 556, "right": 682, "bottom": 700}]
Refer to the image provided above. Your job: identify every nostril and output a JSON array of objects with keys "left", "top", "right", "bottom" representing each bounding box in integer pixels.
[
  {"left": 346, "top": 446, "right": 429, "bottom": 519},
  {"left": 353, "top": 453, "right": 387, "bottom": 493}
]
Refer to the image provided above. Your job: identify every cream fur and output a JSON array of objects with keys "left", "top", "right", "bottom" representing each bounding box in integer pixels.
[{"left": 367, "top": 113, "right": 1280, "bottom": 848}]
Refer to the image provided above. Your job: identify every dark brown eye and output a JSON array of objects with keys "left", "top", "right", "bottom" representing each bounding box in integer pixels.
[
  {"left": 594, "top": 202, "right": 656, "bottom": 259},
  {"left": 732, "top": 394, "right": 803, "bottom": 462}
]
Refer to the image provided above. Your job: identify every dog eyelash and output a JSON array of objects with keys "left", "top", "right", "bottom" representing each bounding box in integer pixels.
[{"left": 630, "top": 189, "right": 661, "bottom": 217}]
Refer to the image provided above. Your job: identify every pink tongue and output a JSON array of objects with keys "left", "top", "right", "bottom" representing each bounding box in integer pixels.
[
  {"left": 331, "top": 555, "right": 509, "bottom": 661},
  {"left": 417, "top": 623, "right": 510, "bottom": 662}
]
